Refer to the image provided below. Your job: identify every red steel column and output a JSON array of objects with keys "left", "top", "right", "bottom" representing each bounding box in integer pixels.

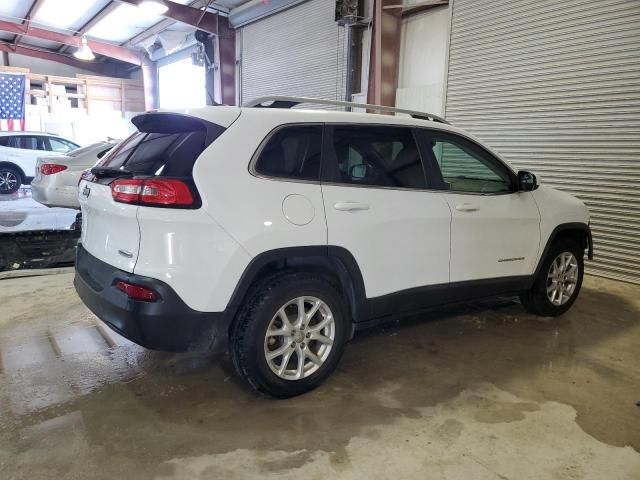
[{"left": 367, "top": 0, "right": 402, "bottom": 107}]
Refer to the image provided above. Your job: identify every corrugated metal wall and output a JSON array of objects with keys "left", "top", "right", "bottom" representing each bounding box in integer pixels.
[
  {"left": 445, "top": 0, "right": 640, "bottom": 283},
  {"left": 240, "top": 0, "right": 348, "bottom": 106}
]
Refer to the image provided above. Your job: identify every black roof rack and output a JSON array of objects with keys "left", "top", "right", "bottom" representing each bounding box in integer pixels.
[{"left": 244, "top": 96, "right": 450, "bottom": 125}]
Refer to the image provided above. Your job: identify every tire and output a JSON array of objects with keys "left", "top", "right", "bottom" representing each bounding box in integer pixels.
[
  {"left": 520, "top": 239, "right": 584, "bottom": 317},
  {"left": 0, "top": 166, "right": 22, "bottom": 195},
  {"left": 230, "top": 272, "right": 349, "bottom": 398}
]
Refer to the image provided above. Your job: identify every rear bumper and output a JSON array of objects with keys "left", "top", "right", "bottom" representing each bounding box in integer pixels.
[
  {"left": 74, "top": 244, "right": 227, "bottom": 352},
  {"left": 31, "top": 182, "right": 80, "bottom": 209}
]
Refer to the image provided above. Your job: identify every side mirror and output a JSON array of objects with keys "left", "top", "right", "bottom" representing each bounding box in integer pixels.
[
  {"left": 350, "top": 164, "right": 373, "bottom": 181},
  {"left": 518, "top": 170, "right": 538, "bottom": 191}
]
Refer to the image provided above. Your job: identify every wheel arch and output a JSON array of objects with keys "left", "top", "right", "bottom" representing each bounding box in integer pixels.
[
  {"left": 534, "top": 222, "right": 593, "bottom": 278},
  {"left": 225, "top": 246, "right": 367, "bottom": 332},
  {"left": 0, "top": 161, "right": 25, "bottom": 180}
]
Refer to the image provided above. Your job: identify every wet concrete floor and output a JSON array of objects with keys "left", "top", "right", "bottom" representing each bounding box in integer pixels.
[{"left": 0, "top": 272, "right": 639, "bottom": 479}]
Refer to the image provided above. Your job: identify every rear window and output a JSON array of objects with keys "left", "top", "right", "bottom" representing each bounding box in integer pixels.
[
  {"left": 68, "top": 143, "right": 107, "bottom": 157},
  {"left": 96, "top": 114, "right": 223, "bottom": 178}
]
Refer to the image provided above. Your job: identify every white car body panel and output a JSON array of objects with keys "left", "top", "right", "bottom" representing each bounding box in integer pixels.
[
  {"left": 194, "top": 112, "right": 327, "bottom": 256},
  {"left": 442, "top": 191, "right": 541, "bottom": 282},
  {"left": 31, "top": 142, "right": 115, "bottom": 209},
  {"left": 78, "top": 109, "right": 243, "bottom": 293},
  {"left": 77, "top": 106, "right": 590, "bottom": 315},
  {"left": 532, "top": 185, "right": 590, "bottom": 266},
  {"left": 133, "top": 207, "right": 252, "bottom": 312},
  {"left": 78, "top": 181, "right": 140, "bottom": 272},
  {"left": 322, "top": 185, "right": 451, "bottom": 297}
]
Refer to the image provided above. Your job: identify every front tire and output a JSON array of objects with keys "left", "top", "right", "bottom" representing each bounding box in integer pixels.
[
  {"left": 520, "top": 239, "right": 584, "bottom": 316},
  {"left": 0, "top": 167, "right": 22, "bottom": 194},
  {"left": 230, "top": 272, "right": 348, "bottom": 398}
]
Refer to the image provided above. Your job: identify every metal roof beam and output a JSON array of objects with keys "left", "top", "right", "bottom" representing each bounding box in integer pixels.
[
  {"left": 123, "top": 0, "right": 213, "bottom": 47},
  {"left": 116, "top": 0, "right": 221, "bottom": 35},
  {"left": 12, "top": 0, "right": 49, "bottom": 45},
  {"left": 0, "top": 19, "right": 144, "bottom": 65},
  {"left": 0, "top": 42, "right": 118, "bottom": 76}
]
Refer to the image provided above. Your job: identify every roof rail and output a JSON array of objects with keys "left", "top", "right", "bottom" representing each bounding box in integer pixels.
[{"left": 244, "top": 96, "right": 450, "bottom": 125}]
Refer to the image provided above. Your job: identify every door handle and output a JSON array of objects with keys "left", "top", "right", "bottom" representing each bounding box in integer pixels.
[
  {"left": 455, "top": 203, "right": 480, "bottom": 212},
  {"left": 334, "top": 201, "right": 370, "bottom": 212}
]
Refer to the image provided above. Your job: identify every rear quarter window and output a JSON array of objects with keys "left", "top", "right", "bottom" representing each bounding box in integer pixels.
[{"left": 254, "top": 125, "right": 322, "bottom": 181}]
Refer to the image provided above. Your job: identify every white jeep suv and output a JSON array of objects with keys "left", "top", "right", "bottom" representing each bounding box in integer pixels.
[
  {"left": 0, "top": 132, "right": 80, "bottom": 194},
  {"left": 74, "top": 97, "right": 592, "bottom": 398}
]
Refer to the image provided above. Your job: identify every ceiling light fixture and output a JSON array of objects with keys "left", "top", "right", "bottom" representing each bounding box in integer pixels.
[
  {"left": 73, "top": 35, "right": 95, "bottom": 61},
  {"left": 138, "top": 0, "right": 169, "bottom": 16}
]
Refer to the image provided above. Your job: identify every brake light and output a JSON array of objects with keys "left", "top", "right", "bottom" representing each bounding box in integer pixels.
[
  {"left": 78, "top": 169, "right": 92, "bottom": 186},
  {"left": 115, "top": 280, "right": 159, "bottom": 301},
  {"left": 111, "top": 178, "right": 194, "bottom": 206},
  {"left": 40, "top": 164, "right": 67, "bottom": 175}
]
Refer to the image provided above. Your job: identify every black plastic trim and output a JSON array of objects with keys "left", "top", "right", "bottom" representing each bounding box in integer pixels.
[
  {"left": 224, "top": 245, "right": 368, "bottom": 323},
  {"left": 360, "top": 275, "right": 534, "bottom": 328},
  {"left": 76, "top": 243, "right": 544, "bottom": 354},
  {"left": 227, "top": 246, "right": 535, "bottom": 327},
  {"left": 74, "top": 244, "right": 224, "bottom": 352},
  {"left": 533, "top": 223, "right": 593, "bottom": 278}
]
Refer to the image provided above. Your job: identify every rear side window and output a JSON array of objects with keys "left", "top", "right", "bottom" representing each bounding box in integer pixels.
[
  {"left": 14, "top": 136, "right": 46, "bottom": 150},
  {"left": 254, "top": 126, "right": 322, "bottom": 181},
  {"left": 0, "top": 137, "right": 10, "bottom": 147},
  {"left": 96, "top": 114, "right": 221, "bottom": 178},
  {"left": 325, "top": 126, "right": 427, "bottom": 189}
]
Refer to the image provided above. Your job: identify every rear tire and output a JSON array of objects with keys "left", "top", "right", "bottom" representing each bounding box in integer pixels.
[
  {"left": 0, "top": 167, "right": 22, "bottom": 194},
  {"left": 520, "top": 239, "right": 584, "bottom": 317},
  {"left": 230, "top": 272, "right": 348, "bottom": 398}
]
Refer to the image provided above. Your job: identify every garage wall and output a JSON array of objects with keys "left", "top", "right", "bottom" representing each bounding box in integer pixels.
[
  {"left": 396, "top": 5, "right": 449, "bottom": 116},
  {"left": 239, "top": 0, "right": 348, "bottom": 106},
  {"left": 444, "top": 0, "right": 640, "bottom": 283}
]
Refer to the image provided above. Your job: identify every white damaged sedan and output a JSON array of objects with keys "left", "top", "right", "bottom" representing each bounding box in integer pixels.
[{"left": 31, "top": 141, "right": 118, "bottom": 209}]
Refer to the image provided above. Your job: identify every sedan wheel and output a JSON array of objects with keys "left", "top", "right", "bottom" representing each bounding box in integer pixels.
[{"left": 0, "top": 170, "right": 19, "bottom": 194}]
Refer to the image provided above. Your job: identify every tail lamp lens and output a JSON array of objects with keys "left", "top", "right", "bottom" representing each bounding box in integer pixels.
[
  {"left": 40, "top": 164, "right": 67, "bottom": 175},
  {"left": 115, "top": 280, "right": 159, "bottom": 301},
  {"left": 78, "top": 169, "right": 92, "bottom": 186},
  {"left": 111, "top": 178, "right": 194, "bottom": 206}
]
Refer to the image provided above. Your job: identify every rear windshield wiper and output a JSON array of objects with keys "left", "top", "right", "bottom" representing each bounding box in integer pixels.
[{"left": 90, "top": 166, "right": 134, "bottom": 178}]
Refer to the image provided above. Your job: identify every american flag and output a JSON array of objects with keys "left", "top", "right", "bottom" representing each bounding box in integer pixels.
[{"left": 0, "top": 73, "right": 26, "bottom": 131}]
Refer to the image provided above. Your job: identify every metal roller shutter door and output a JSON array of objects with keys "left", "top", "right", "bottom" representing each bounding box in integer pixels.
[
  {"left": 240, "top": 0, "right": 348, "bottom": 106},
  {"left": 444, "top": 0, "right": 640, "bottom": 283}
]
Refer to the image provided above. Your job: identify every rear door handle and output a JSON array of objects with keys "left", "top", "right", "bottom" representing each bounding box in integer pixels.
[
  {"left": 334, "top": 201, "right": 370, "bottom": 212},
  {"left": 455, "top": 203, "right": 480, "bottom": 212}
]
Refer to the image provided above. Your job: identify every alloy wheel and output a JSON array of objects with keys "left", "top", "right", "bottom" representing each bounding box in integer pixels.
[
  {"left": 263, "top": 296, "right": 335, "bottom": 380},
  {"left": 0, "top": 171, "right": 17, "bottom": 193},
  {"left": 546, "top": 252, "right": 579, "bottom": 306}
]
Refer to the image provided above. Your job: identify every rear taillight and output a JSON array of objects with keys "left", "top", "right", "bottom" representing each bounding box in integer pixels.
[
  {"left": 40, "top": 164, "right": 67, "bottom": 175},
  {"left": 115, "top": 280, "right": 159, "bottom": 301},
  {"left": 111, "top": 178, "right": 194, "bottom": 207},
  {"left": 78, "top": 169, "right": 92, "bottom": 186}
]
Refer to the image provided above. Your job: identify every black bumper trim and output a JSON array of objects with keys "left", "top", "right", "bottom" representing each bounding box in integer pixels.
[{"left": 74, "top": 244, "right": 229, "bottom": 352}]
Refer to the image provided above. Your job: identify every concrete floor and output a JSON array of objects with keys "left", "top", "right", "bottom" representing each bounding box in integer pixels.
[{"left": 0, "top": 272, "right": 638, "bottom": 479}]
